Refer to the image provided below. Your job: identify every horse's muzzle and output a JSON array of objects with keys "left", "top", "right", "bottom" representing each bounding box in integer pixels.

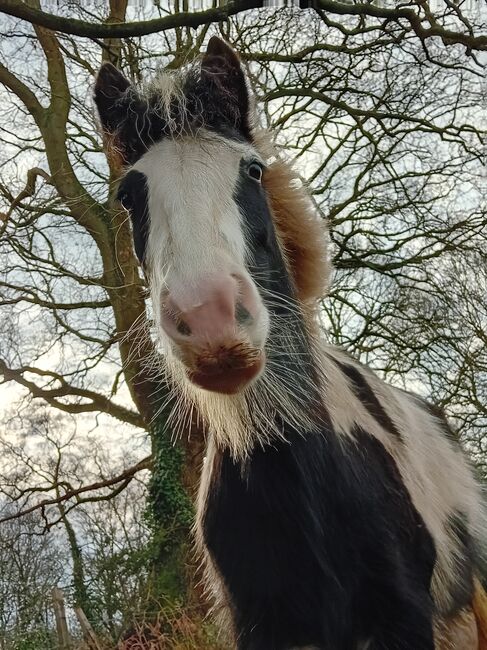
[{"left": 186, "top": 343, "right": 265, "bottom": 394}]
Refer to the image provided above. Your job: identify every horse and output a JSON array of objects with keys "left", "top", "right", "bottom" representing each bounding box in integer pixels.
[{"left": 95, "top": 37, "right": 487, "bottom": 650}]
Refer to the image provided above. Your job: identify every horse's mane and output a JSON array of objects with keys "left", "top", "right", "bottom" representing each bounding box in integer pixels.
[{"left": 260, "top": 150, "right": 330, "bottom": 306}]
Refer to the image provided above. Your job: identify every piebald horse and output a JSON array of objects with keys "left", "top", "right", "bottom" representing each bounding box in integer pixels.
[{"left": 95, "top": 37, "right": 487, "bottom": 650}]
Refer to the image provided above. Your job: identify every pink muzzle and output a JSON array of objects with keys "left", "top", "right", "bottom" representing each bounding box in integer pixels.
[{"left": 160, "top": 273, "right": 264, "bottom": 393}]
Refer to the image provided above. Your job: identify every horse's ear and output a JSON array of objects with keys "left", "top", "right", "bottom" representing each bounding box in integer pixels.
[
  {"left": 201, "top": 36, "right": 251, "bottom": 139},
  {"left": 203, "top": 36, "right": 242, "bottom": 73},
  {"left": 94, "top": 63, "right": 132, "bottom": 134},
  {"left": 94, "top": 64, "right": 153, "bottom": 166}
]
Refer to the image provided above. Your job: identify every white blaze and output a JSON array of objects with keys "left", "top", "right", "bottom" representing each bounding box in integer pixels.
[{"left": 132, "top": 131, "right": 267, "bottom": 355}]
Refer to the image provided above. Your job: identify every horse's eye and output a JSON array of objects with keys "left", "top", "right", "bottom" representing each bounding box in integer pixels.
[{"left": 248, "top": 162, "right": 263, "bottom": 182}]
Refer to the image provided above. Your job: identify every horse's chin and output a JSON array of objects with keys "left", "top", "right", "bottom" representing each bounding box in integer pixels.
[{"left": 187, "top": 352, "right": 265, "bottom": 395}]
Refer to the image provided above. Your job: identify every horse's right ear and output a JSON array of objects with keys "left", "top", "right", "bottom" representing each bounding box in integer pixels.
[{"left": 94, "top": 63, "right": 132, "bottom": 134}]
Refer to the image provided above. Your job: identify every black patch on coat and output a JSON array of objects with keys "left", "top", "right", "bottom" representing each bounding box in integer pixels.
[
  {"left": 117, "top": 170, "right": 150, "bottom": 263},
  {"left": 234, "top": 159, "right": 320, "bottom": 403},
  {"left": 95, "top": 75, "right": 248, "bottom": 166},
  {"left": 335, "top": 360, "right": 402, "bottom": 440},
  {"left": 445, "top": 510, "right": 475, "bottom": 614},
  {"left": 203, "top": 421, "right": 436, "bottom": 650},
  {"left": 234, "top": 159, "right": 294, "bottom": 300}
]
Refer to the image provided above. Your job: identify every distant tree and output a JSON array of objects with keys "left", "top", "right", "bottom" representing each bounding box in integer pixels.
[
  {"left": 76, "top": 477, "right": 152, "bottom": 638},
  {"left": 0, "top": 508, "right": 65, "bottom": 649}
]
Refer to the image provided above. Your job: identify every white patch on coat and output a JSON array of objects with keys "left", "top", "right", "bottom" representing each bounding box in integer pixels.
[
  {"left": 323, "top": 346, "right": 486, "bottom": 617},
  {"left": 134, "top": 132, "right": 251, "bottom": 288}
]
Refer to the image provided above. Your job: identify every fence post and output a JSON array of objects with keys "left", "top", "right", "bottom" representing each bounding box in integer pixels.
[
  {"left": 74, "top": 606, "right": 102, "bottom": 650},
  {"left": 51, "top": 587, "right": 71, "bottom": 650}
]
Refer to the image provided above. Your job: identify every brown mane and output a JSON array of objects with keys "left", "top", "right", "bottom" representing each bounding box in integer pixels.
[{"left": 262, "top": 158, "right": 330, "bottom": 307}]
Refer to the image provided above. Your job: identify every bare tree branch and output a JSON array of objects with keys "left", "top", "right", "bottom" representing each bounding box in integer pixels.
[
  {"left": 314, "top": 0, "right": 486, "bottom": 51},
  {"left": 0, "top": 1, "right": 484, "bottom": 51},
  {"left": 0, "top": 1, "right": 262, "bottom": 39},
  {"left": 0, "top": 167, "right": 51, "bottom": 232},
  {"left": 0, "top": 61, "right": 45, "bottom": 121},
  {"left": 0, "top": 359, "right": 145, "bottom": 429},
  {"left": 0, "top": 455, "right": 152, "bottom": 525}
]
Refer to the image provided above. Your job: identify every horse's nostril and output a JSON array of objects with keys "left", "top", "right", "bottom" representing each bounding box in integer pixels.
[
  {"left": 236, "top": 302, "right": 253, "bottom": 326},
  {"left": 177, "top": 319, "right": 191, "bottom": 336}
]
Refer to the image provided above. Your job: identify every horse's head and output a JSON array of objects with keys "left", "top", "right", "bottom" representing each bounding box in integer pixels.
[{"left": 95, "top": 38, "right": 328, "bottom": 400}]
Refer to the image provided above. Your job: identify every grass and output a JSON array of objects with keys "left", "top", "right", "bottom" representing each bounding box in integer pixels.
[{"left": 112, "top": 603, "right": 226, "bottom": 650}]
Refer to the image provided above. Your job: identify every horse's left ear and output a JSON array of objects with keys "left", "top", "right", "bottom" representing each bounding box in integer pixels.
[
  {"left": 201, "top": 36, "right": 251, "bottom": 139},
  {"left": 94, "top": 63, "right": 133, "bottom": 135}
]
